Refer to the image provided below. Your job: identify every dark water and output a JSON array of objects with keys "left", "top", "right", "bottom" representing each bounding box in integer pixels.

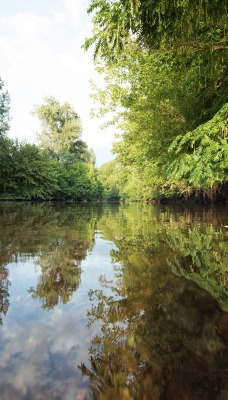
[{"left": 0, "top": 202, "right": 227, "bottom": 400}]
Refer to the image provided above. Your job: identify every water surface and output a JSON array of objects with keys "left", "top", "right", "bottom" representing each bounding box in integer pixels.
[{"left": 0, "top": 202, "right": 227, "bottom": 399}]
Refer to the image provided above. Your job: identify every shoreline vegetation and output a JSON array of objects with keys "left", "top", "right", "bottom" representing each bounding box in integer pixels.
[
  {"left": 0, "top": 193, "right": 227, "bottom": 205},
  {"left": 1, "top": 1, "right": 227, "bottom": 204}
]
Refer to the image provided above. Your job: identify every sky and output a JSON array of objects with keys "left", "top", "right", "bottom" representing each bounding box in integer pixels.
[{"left": 0, "top": 0, "right": 115, "bottom": 166}]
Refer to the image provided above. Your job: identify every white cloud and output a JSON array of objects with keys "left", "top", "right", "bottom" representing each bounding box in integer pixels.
[
  {"left": 0, "top": 310, "right": 92, "bottom": 397},
  {"left": 0, "top": 0, "right": 115, "bottom": 166}
]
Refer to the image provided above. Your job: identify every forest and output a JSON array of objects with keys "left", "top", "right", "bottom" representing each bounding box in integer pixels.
[{"left": 0, "top": 0, "right": 227, "bottom": 203}]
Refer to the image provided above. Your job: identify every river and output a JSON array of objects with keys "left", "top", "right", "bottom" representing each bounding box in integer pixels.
[{"left": 0, "top": 202, "right": 227, "bottom": 399}]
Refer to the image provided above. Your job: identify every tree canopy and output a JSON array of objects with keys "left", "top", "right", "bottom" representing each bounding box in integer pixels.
[
  {"left": 86, "top": 0, "right": 228, "bottom": 202},
  {"left": 84, "top": 0, "right": 227, "bottom": 60},
  {"left": 33, "top": 96, "right": 82, "bottom": 158}
]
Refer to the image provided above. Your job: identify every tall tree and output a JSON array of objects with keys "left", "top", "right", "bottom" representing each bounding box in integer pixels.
[
  {"left": 0, "top": 76, "right": 10, "bottom": 137},
  {"left": 33, "top": 97, "right": 82, "bottom": 158}
]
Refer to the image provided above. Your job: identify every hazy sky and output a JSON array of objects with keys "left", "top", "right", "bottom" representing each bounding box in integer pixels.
[{"left": 0, "top": 0, "right": 115, "bottom": 166}]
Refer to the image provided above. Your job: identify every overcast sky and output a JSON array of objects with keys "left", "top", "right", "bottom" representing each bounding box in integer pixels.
[{"left": 0, "top": 0, "right": 115, "bottom": 166}]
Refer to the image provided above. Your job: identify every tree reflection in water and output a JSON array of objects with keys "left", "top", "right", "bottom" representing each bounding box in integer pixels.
[
  {"left": 29, "top": 240, "right": 89, "bottom": 309},
  {"left": 81, "top": 276, "right": 228, "bottom": 399},
  {"left": 0, "top": 202, "right": 97, "bottom": 311},
  {"left": 80, "top": 208, "right": 228, "bottom": 400},
  {"left": 0, "top": 265, "right": 10, "bottom": 325}
]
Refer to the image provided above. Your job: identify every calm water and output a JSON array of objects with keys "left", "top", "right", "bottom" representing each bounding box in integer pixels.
[{"left": 0, "top": 202, "right": 227, "bottom": 400}]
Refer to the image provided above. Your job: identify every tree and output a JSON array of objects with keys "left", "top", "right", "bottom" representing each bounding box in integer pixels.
[
  {"left": 97, "top": 160, "right": 121, "bottom": 200},
  {"left": 55, "top": 161, "right": 99, "bottom": 200},
  {"left": 85, "top": 1, "right": 227, "bottom": 200},
  {"left": 0, "top": 141, "right": 58, "bottom": 199},
  {"left": 85, "top": 0, "right": 227, "bottom": 60},
  {"left": 63, "top": 139, "right": 96, "bottom": 166},
  {"left": 0, "top": 76, "right": 10, "bottom": 137},
  {"left": 33, "top": 96, "right": 82, "bottom": 158}
]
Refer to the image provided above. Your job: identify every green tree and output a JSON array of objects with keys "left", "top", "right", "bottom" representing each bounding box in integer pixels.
[
  {"left": 85, "top": 0, "right": 227, "bottom": 200},
  {"left": 0, "top": 136, "right": 14, "bottom": 196},
  {"left": 97, "top": 160, "right": 121, "bottom": 200},
  {"left": 32, "top": 97, "right": 99, "bottom": 201},
  {"left": 63, "top": 139, "right": 96, "bottom": 166},
  {"left": 33, "top": 96, "right": 82, "bottom": 158},
  {"left": 0, "top": 76, "right": 10, "bottom": 137},
  {"left": 0, "top": 141, "right": 58, "bottom": 199},
  {"left": 55, "top": 162, "right": 99, "bottom": 200},
  {"left": 89, "top": 47, "right": 192, "bottom": 197}
]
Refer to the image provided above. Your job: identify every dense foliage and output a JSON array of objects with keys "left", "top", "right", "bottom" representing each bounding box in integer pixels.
[
  {"left": 96, "top": 160, "right": 122, "bottom": 200},
  {"left": 85, "top": 0, "right": 227, "bottom": 58},
  {"left": 0, "top": 139, "right": 58, "bottom": 199},
  {"left": 0, "top": 86, "right": 100, "bottom": 201},
  {"left": 86, "top": 0, "right": 228, "bottom": 202}
]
